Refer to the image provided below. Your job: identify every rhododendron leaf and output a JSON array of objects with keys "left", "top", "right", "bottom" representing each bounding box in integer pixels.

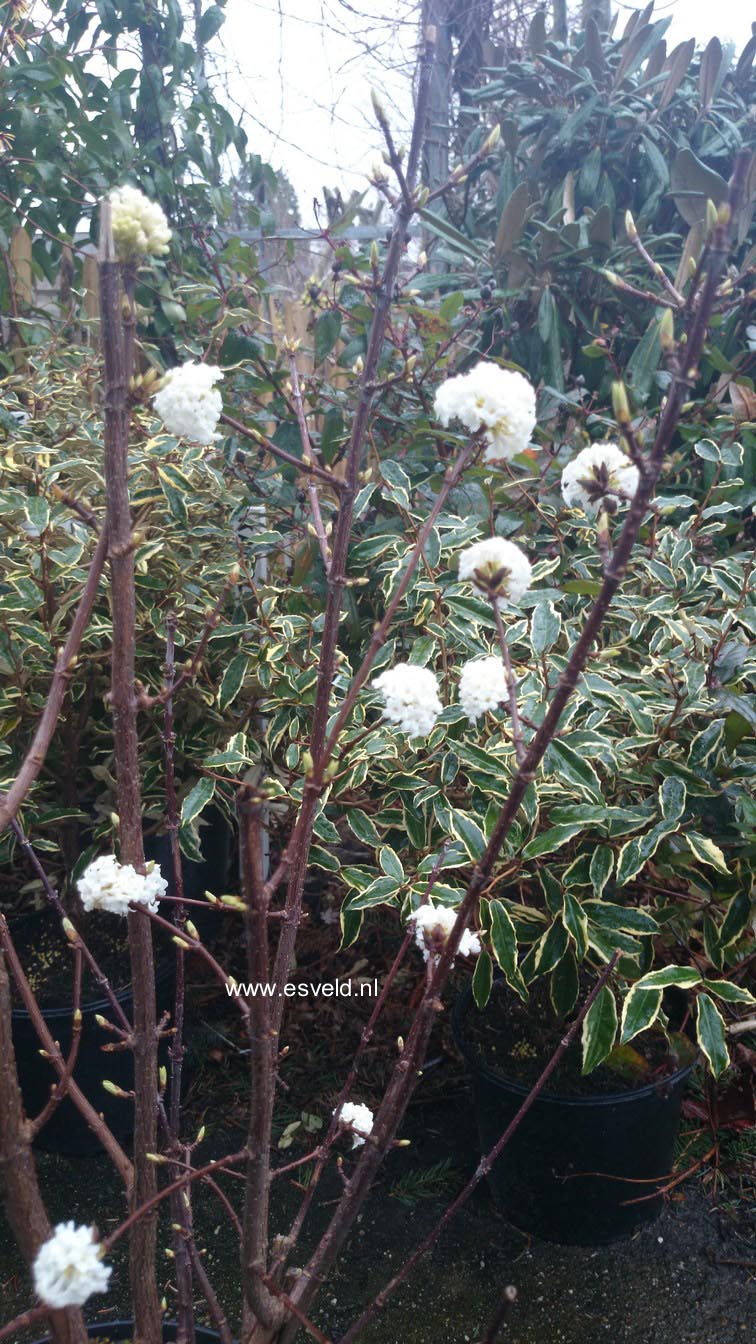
[{"left": 581, "top": 986, "right": 618, "bottom": 1074}]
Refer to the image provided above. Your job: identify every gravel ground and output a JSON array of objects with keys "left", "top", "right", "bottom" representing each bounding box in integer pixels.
[{"left": 2, "top": 1084, "right": 754, "bottom": 1344}]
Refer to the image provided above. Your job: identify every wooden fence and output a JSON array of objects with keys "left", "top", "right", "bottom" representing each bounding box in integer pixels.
[
  {"left": 4, "top": 225, "right": 318, "bottom": 368},
  {"left": 3, "top": 225, "right": 348, "bottom": 387}
]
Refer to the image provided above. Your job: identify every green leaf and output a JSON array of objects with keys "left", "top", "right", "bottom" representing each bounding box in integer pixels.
[
  {"left": 634, "top": 966, "right": 701, "bottom": 990},
  {"left": 472, "top": 948, "right": 493, "bottom": 1009},
  {"left": 197, "top": 4, "right": 226, "bottom": 44},
  {"left": 620, "top": 986, "right": 663, "bottom": 1043},
  {"left": 696, "top": 993, "right": 729, "bottom": 1077},
  {"left": 450, "top": 809, "right": 487, "bottom": 862},
  {"left": 615, "top": 778, "right": 687, "bottom": 886},
  {"left": 551, "top": 950, "right": 579, "bottom": 1017},
  {"left": 718, "top": 889, "right": 753, "bottom": 949},
  {"left": 660, "top": 776, "right": 686, "bottom": 822},
  {"left": 581, "top": 986, "right": 618, "bottom": 1074},
  {"left": 339, "top": 906, "right": 363, "bottom": 950},
  {"left": 583, "top": 901, "right": 659, "bottom": 935},
  {"left": 345, "top": 876, "right": 400, "bottom": 910},
  {"left": 701, "top": 979, "right": 756, "bottom": 1006},
  {"left": 489, "top": 899, "right": 525, "bottom": 998},
  {"left": 530, "top": 600, "right": 561, "bottom": 656},
  {"left": 533, "top": 918, "right": 569, "bottom": 977},
  {"left": 379, "top": 845, "right": 405, "bottom": 883},
  {"left": 419, "top": 208, "right": 486, "bottom": 261},
  {"left": 180, "top": 777, "right": 215, "bottom": 826},
  {"left": 346, "top": 809, "right": 382, "bottom": 847},
  {"left": 546, "top": 739, "right": 602, "bottom": 802},
  {"left": 683, "top": 832, "right": 730, "bottom": 874},
  {"left": 562, "top": 890, "right": 588, "bottom": 959},
  {"left": 522, "top": 824, "right": 583, "bottom": 859},
  {"left": 590, "top": 845, "right": 614, "bottom": 899},
  {"left": 626, "top": 315, "right": 662, "bottom": 405},
  {"left": 218, "top": 652, "right": 249, "bottom": 711},
  {"left": 314, "top": 310, "right": 342, "bottom": 365}
]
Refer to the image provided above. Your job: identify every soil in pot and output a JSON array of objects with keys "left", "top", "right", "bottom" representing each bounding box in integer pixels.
[{"left": 453, "top": 978, "right": 697, "bottom": 1246}]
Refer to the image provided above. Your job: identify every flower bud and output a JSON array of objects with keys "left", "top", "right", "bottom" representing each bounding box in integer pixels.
[
  {"left": 659, "top": 307, "right": 675, "bottom": 351},
  {"left": 612, "top": 381, "right": 631, "bottom": 426},
  {"left": 624, "top": 210, "right": 638, "bottom": 241}
]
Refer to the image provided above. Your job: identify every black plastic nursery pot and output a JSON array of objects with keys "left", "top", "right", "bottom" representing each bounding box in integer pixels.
[
  {"left": 11, "top": 912, "right": 175, "bottom": 1157},
  {"left": 33, "top": 1322, "right": 222, "bottom": 1343},
  {"left": 453, "top": 983, "right": 696, "bottom": 1246},
  {"left": 11, "top": 811, "right": 232, "bottom": 1157}
]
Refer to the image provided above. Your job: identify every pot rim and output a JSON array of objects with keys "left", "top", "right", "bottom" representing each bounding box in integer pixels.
[
  {"left": 10, "top": 909, "right": 175, "bottom": 1022},
  {"left": 453, "top": 981, "right": 698, "bottom": 1108},
  {"left": 31, "top": 1319, "right": 223, "bottom": 1343}
]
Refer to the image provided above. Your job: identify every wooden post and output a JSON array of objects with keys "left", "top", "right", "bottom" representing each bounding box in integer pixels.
[{"left": 9, "top": 226, "right": 33, "bottom": 307}]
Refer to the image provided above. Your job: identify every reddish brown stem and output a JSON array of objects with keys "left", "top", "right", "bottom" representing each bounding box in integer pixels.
[{"left": 99, "top": 209, "right": 160, "bottom": 1344}]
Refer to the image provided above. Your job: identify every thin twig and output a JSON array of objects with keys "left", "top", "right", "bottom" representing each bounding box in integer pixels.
[{"left": 490, "top": 598, "right": 525, "bottom": 764}]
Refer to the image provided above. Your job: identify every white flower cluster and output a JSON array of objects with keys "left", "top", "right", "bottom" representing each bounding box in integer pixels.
[
  {"left": 335, "top": 1101, "right": 374, "bottom": 1148},
  {"left": 459, "top": 656, "right": 507, "bottom": 723},
  {"left": 433, "top": 361, "right": 536, "bottom": 463},
  {"left": 373, "top": 663, "right": 442, "bottom": 738},
  {"left": 109, "top": 185, "right": 171, "bottom": 262},
  {"left": 411, "top": 901, "right": 481, "bottom": 964},
  {"left": 153, "top": 361, "right": 223, "bottom": 445},
  {"left": 458, "top": 537, "right": 533, "bottom": 608},
  {"left": 76, "top": 856, "right": 166, "bottom": 917},
  {"left": 561, "top": 441, "right": 639, "bottom": 515},
  {"left": 33, "top": 1222, "right": 111, "bottom": 1308}
]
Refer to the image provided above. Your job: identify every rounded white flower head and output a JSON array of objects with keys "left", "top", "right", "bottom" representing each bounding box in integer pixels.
[
  {"left": 459, "top": 656, "right": 507, "bottom": 723},
  {"left": 33, "top": 1222, "right": 111, "bottom": 1308},
  {"left": 108, "top": 185, "right": 171, "bottom": 263},
  {"left": 561, "top": 441, "right": 640, "bottom": 515},
  {"left": 335, "top": 1101, "right": 374, "bottom": 1148},
  {"left": 411, "top": 900, "right": 481, "bottom": 964},
  {"left": 458, "top": 537, "right": 533, "bottom": 608},
  {"left": 433, "top": 361, "right": 536, "bottom": 463},
  {"left": 153, "top": 361, "right": 223, "bottom": 445},
  {"left": 76, "top": 855, "right": 166, "bottom": 917},
  {"left": 372, "top": 663, "right": 442, "bottom": 738}
]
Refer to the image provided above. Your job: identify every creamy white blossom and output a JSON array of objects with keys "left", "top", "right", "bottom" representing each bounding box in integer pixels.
[
  {"left": 33, "top": 1222, "right": 111, "bottom": 1308},
  {"left": 433, "top": 361, "right": 536, "bottom": 463},
  {"left": 459, "top": 656, "right": 507, "bottom": 723},
  {"left": 335, "top": 1101, "right": 374, "bottom": 1148},
  {"left": 153, "top": 362, "right": 223, "bottom": 445},
  {"left": 561, "top": 442, "right": 640, "bottom": 514},
  {"left": 109, "top": 185, "right": 171, "bottom": 262},
  {"left": 458, "top": 537, "right": 533, "bottom": 607},
  {"left": 77, "top": 855, "right": 166, "bottom": 917},
  {"left": 411, "top": 901, "right": 481, "bottom": 964},
  {"left": 372, "top": 664, "right": 442, "bottom": 738}
]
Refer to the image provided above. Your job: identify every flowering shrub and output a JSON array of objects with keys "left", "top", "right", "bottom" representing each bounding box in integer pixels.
[{"left": 0, "top": 20, "right": 754, "bottom": 1344}]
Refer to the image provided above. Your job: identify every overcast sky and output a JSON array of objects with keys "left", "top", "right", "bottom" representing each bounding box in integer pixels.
[{"left": 220, "top": 0, "right": 754, "bottom": 224}]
